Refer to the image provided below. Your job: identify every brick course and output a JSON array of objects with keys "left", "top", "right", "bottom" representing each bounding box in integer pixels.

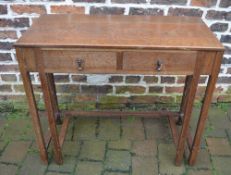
[{"left": 0, "top": 0, "right": 230, "bottom": 103}]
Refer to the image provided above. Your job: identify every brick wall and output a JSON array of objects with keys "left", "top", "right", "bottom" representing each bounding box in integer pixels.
[{"left": 0, "top": 0, "right": 231, "bottom": 105}]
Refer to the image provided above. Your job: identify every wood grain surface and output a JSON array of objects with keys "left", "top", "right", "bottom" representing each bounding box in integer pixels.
[{"left": 14, "top": 14, "right": 224, "bottom": 51}]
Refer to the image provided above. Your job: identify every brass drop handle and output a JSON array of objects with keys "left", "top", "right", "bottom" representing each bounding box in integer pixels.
[
  {"left": 76, "top": 59, "right": 84, "bottom": 71},
  {"left": 156, "top": 60, "right": 163, "bottom": 71}
]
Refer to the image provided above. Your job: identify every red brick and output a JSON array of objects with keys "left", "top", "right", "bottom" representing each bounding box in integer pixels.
[
  {"left": 116, "top": 86, "right": 145, "bottom": 94},
  {"left": 81, "top": 85, "right": 112, "bottom": 94},
  {"left": 219, "top": 0, "right": 231, "bottom": 7},
  {"left": 130, "top": 95, "right": 175, "bottom": 104},
  {"left": 165, "top": 86, "right": 184, "bottom": 93},
  {"left": 221, "top": 35, "right": 231, "bottom": 43},
  {"left": 168, "top": 7, "right": 203, "bottom": 17},
  {"left": 191, "top": 0, "right": 217, "bottom": 7},
  {"left": 149, "top": 86, "right": 163, "bottom": 93},
  {"left": 161, "top": 76, "right": 175, "bottom": 84},
  {"left": 1, "top": 74, "right": 17, "bottom": 82},
  {"left": 143, "top": 76, "right": 158, "bottom": 84},
  {"left": 217, "top": 76, "right": 231, "bottom": 84},
  {"left": 0, "top": 95, "right": 29, "bottom": 102},
  {"left": 71, "top": 75, "right": 87, "bottom": 82},
  {"left": 11, "top": 5, "right": 46, "bottom": 15},
  {"left": 14, "top": 84, "right": 41, "bottom": 93},
  {"left": 54, "top": 75, "right": 69, "bottom": 82},
  {"left": 0, "top": 65, "right": 18, "bottom": 72},
  {"left": 0, "top": 31, "right": 17, "bottom": 39},
  {"left": 125, "top": 76, "right": 140, "bottom": 83},
  {"left": 224, "top": 46, "right": 231, "bottom": 55},
  {"left": 151, "top": 0, "right": 187, "bottom": 5},
  {"left": 177, "top": 76, "right": 207, "bottom": 84},
  {"left": 51, "top": 5, "right": 85, "bottom": 14},
  {"left": 129, "top": 8, "right": 164, "bottom": 15},
  {"left": 210, "top": 22, "right": 229, "bottom": 32},
  {"left": 73, "top": 94, "right": 97, "bottom": 102},
  {"left": 90, "top": 7, "right": 125, "bottom": 15},
  {"left": 227, "top": 67, "right": 231, "bottom": 73},
  {"left": 109, "top": 76, "right": 123, "bottom": 83},
  {"left": 206, "top": 10, "right": 231, "bottom": 21},
  {"left": 0, "top": 18, "right": 30, "bottom": 28},
  {"left": 0, "top": 53, "right": 12, "bottom": 62},
  {"left": 0, "top": 42, "right": 13, "bottom": 50},
  {"left": 157, "top": 96, "right": 175, "bottom": 103},
  {"left": 73, "top": 0, "right": 105, "bottom": 2},
  {"left": 112, "top": 0, "right": 145, "bottom": 3},
  {"left": 56, "top": 84, "right": 80, "bottom": 93},
  {"left": 0, "top": 5, "right": 7, "bottom": 14},
  {"left": 0, "top": 85, "right": 12, "bottom": 92}
]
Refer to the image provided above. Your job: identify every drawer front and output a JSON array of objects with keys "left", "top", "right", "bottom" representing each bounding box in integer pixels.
[
  {"left": 42, "top": 50, "right": 117, "bottom": 73},
  {"left": 22, "top": 48, "right": 214, "bottom": 75},
  {"left": 123, "top": 51, "right": 198, "bottom": 74}
]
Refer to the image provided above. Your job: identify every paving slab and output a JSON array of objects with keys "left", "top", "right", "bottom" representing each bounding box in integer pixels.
[
  {"left": 192, "top": 149, "right": 212, "bottom": 170},
  {"left": 187, "top": 169, "right": 212, "bottom": 175},
  {"left": 207, "top": 107, "right": 231, "bottom": 137},
  {"left": 62, "top": 141, "right": 81, "bottom": 156},
  {"left": 132, "top": 156, "right": 158, "bottom": 175},
  {"left": 0, "top": 163, "right": 18, "bottom": 175},
  {"left": 0, "top": 141, "right": 31, "bottom": 164},
  {"left": 104, "top": 172, "right": 129, "bottom": 175},
  {"left": 73, "top": 118, "right": 97, "bottom": 140},
  {"left": 46, "top": 172, "right": 69, "bottom": 175},
  {"left": 144, "top": 118, "right": 171, "bottom": 140},
  {"left": 208, "top": 107, "right": 230, "bottom": 128},
  {"left": 121, "top": 118, "right": 145, "bottom": 140},
  {"left": 0, "top": 141, "right": 7, "bottom": 153},
  {"left": 108, "top": 139, "right": 131, "bottom": 150},
  {"left": 1, "top": 114, "right": 34, "bottom": 141},
  {"left": 64, "top": 118, "right": 74, "bottom": 141},
  {"left": 226, "top": 128, "right": 231, "bottom": 142},
  {"left": 132, "top": 140, "right": 157, "bottom": 156},
  {"left": 212, "top": 156, "right": 231, "bottom": 175},
  {"left": 158, "top": 143, "right": 185, "bottom": 175},
  {"left": 105, "top": 150, "right": 131, "bottom": 171},
  {"left": 0, "top": 118, "right": 6, "bottom": 138},
  {"left": 98, "top": 118, "right": 120, "bottom": 140},
  {"left": 48, "top": 156, "right": 76, "bottom": 173},
  {"left": 18, "top": 152, "right": 47, "bottom": 175},
  {"left": 206, "top": 137, "right": 231, "bottom": 156},
  {"left": 79, "top": 140, "right": 106, "bottom": 161},
  {"left": 75, "top": 161, "right": 103, "bottom": 175}
]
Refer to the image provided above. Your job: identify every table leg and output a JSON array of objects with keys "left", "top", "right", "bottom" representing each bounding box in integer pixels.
[
  {"left": 39, "top": 72, "right": 63, "bottom": 164},
  {"left": 16, "top": 48, "right": 48, "bottom": 164},
  {"left": 175, "top": 52, "right": 203, "bottom": 166},
  {"left": 177, "top": 75, "right": 193, "bottom": 125},
  {"left": 188, "top": 52, "right": 223, "bottom": 165},
  {"left": 47, "top": 73, "right": 62, "bottom": 124}
]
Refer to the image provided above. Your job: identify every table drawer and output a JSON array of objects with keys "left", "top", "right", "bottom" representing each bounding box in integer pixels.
[
  {"left": 42, "top": 50, "right": 117, "bottom": 73},
  {"left": 123, "top": 51, "right": 197, "bottom": 74},
  {"left": 23, "top": 48, "right": 214, "bottom": 74}
]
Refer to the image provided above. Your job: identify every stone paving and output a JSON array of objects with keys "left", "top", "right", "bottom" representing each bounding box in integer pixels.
[{"left": 0, "top": 104, "right": 231, "bottom": 175}]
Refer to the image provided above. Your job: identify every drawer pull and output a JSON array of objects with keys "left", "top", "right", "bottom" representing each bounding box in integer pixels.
[
  {"left": 156, "top": 60, "right": 163, "bottom": 71},
  {"left": 76, "top": 59, "right": 84, "bottom": 71}
]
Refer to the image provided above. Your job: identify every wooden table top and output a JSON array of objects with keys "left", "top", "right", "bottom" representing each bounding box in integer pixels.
[{"left": 15, "top": 14, "right": 224, "bottom": 51}]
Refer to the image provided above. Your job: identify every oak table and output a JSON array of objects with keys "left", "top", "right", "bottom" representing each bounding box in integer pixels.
[{"left": 14, "top": 14, "right": 224, "bottom": 166}]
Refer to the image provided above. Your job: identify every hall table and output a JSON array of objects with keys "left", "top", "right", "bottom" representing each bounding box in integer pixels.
[{"left": 14, "top": 14, "right": 224, "bottom": 166}]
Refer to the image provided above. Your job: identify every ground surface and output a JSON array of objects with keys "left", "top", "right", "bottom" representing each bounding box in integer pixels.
[{"left": 0, "top": 104, "right": 231, "bottom": 175}]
